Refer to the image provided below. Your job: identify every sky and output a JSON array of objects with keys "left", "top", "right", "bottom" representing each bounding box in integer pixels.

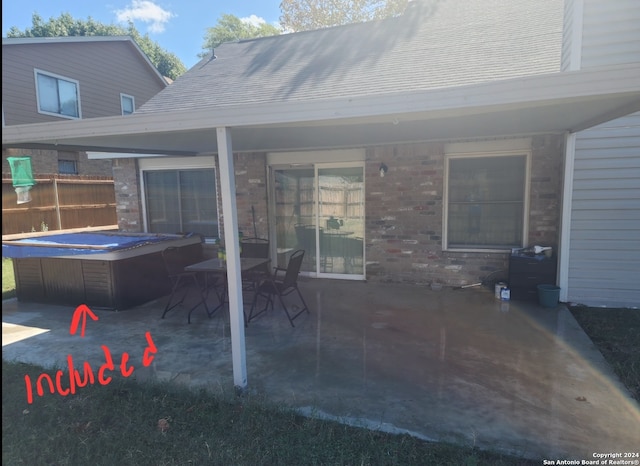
[{"left": 2, "top": 0, "right": 283, "bottom": 69}]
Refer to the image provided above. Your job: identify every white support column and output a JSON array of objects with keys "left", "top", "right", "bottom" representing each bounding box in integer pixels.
[
  {"left": 216, "top": 126, "right": 247, "bottom": 390},
  {"left": 558, "top": 132, "right": 576, "bottom": 303}
]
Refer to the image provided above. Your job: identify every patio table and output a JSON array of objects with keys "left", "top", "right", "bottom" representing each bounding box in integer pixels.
[{"left": 184, "top": 257, "right": 270, "bottom": 321}]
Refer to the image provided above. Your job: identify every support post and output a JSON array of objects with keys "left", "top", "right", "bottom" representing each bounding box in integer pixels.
[
  {"left": 216, "top": 126, "right": 248, "bottom": 390},
  {"left": 53, "top": 178, "right": 62, "bottom": 230}
]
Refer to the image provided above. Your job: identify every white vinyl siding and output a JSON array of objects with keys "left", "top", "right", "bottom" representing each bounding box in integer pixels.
[
  {"left": 561, "top": 0, "right": 640, "bottom": 307},
  {"left": 581, "top": 0, "right": 640, "bottom": 68},
  {"left": 561, "top": 0, "right": 579, "bottom": 71},
  {"left": 567, "top": 112, "right": 640, "bottom": 307},
  {"left": 562, "top": 0, "right": 640, "bottom": 71}
]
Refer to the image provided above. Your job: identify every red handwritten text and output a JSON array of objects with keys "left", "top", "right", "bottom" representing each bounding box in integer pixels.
[{"left": 24, "top": 331, "right": 157, "bottom": 404}]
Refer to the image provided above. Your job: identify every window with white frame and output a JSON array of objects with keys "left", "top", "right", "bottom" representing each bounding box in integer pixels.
[
  {"left": 35, "top": 70, "right": 80, "bottom": 118},
  {"left": 143, "top": 168, "right": 219, "bottom": 238},
  {"left": 445, "top": 153, "right": 528, "bottom": 250},
  {"left": 121, "top": 94, "right": 135, "bottom": 115}
]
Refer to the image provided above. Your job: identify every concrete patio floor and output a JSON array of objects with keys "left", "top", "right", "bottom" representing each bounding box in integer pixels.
[{"left": 3, "top": 279, "right": 639, "bottom": 460}]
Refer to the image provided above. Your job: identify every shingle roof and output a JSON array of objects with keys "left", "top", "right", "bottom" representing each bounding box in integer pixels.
[{"left": 138, "top": 0, "right": 564, "bottom": 114}]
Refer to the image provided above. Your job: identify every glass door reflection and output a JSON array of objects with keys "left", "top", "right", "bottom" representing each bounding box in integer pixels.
[
  {"left": 318, "top": 167, "right": 364, "bottom": 277},
  {"left": 272, "top": 164, "right": 364, "bottom": 279},
  {"left": 273, "top": 167, "right": 316, "bottom": 273}
]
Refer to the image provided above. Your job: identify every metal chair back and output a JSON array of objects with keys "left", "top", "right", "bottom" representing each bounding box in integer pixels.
[
  {"left": 241, "top": 237, "right": 269, "bottom": 258},
  {"left": 282, "top": 249, "right": 304, "bottom": 288}
]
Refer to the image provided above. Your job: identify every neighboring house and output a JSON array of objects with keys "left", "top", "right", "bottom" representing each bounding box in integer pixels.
[
  {"left": 1, "top": 36, "right": 168, "bottom": 177},
  {"left": 3, "top": 1, "right": 639, "bottom": 307}
]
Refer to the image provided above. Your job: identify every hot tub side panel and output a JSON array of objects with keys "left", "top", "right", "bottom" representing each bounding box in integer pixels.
[
  {"left": 13, "top": 258, "right": 46, "bottom": 303},
  {"left": 111, "top": 251, "right": 172, "bottom": 309},
  {"left": 110, "top": 241, "right": 203, "bottom": 309},
  {"left": 12, "top": 238, "right": 203, "bottom": 310}
]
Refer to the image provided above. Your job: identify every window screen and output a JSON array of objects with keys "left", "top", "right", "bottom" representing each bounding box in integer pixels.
[
  {"left": 144, "top": 169, "right": 218, "bottom": 238},
  {"left": 58, "top": 160, "right": 78, "bottom": 175},
  {"left": 36, "top": 72, "right": 79, "bottom": 118},
  {"left": 447, "top": 155, "right": 526, "bottom": 249},
  {"left": 121, "top": 95, "right": 134, "bottom": 115}
]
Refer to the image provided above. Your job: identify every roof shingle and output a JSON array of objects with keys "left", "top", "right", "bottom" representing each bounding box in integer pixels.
[{"left": 138, "top": 0, "right": 563, "bottom": 114}]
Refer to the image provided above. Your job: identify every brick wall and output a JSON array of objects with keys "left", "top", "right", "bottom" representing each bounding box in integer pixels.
[
  {"left": 528, "top": 135, "right": 564, "bottom": 248},
  {"left": 2, "top": 148, "right": 58, "bottom": 175},
  {"left": 232, "top": 153, "right": 269, "bottom": 240},
  {"left": 2, "top": 148, "right": 112, "bottom": 177},
  {"left": 113, "top": 134, "right": 564, "bottom": 287},
  {"left": 114, "top": 153, "right": 271, "bottom": 238},
  {"left": 364, "top": 135, "right": 564, "bottom": 286},
  {"left": 112, "top": 158, "right": 142, "bottom": 232}
]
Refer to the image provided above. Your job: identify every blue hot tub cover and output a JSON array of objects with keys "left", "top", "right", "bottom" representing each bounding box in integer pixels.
[{"left": 2, "top": 232, "right": 194, "bottom": 258}]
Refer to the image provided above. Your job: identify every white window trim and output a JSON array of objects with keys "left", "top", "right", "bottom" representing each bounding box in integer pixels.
[
  {"left": 139, "top": 156, "right": 219, "bottom": 239},
  {"left": 120, "top": 93, "right": 135, "bottom": 115},
  {"left": 34, "top": 68, "right": 81, "bottom": 119},
  {"left": 443, "top": 143, "right": 531, "bottom": 253}
]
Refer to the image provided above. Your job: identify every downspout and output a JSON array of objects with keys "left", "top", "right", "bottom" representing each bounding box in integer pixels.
[
  {"left": 558, "top": 131, "right": 576, "bottom": 303},
  {"left": 216, "top": 126, "right": 248, "bottom": 391}
]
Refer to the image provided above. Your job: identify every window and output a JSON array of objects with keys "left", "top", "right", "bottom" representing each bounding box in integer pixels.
[
  {"left": 144, "top": 169, "right": 218, "bottom": 238},
  {"left": 121, "top": 94, "right": 135, "bottom": 115},
  {"left": 35, "top": 70, "right": 80, "bottom": 118},
  {"left": 445, "top": 153, "right": 528, "bottom": 250},
  {"left": 58, "top": 160, "right": 78, "bottom": 175}
]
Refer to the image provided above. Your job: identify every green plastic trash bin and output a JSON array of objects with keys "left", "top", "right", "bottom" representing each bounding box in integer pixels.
[{"left": 537, "top": 284, "right": 560, "bottom": 308}]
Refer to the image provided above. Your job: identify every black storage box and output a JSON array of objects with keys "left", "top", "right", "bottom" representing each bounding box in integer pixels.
[{"left": 508, "top": 248, "right": 557, "bottom": 301}]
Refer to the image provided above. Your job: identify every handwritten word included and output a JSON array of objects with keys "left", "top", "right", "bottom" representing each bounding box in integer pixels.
[{"left": 24, "top": 331, "right": 157, "bottom": 404}]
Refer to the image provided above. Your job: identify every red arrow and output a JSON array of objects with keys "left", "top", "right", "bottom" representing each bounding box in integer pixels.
[{"left": 69, "top": 304, "right": 99, "bottom": 337}]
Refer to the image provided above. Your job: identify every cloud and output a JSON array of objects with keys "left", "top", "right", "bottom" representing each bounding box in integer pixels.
[
  {"left": 240, "top": 15, "right": 266, "bottom": 27},
  {"left": 115, "top": 0, "right": 175, "bottom": 34}
]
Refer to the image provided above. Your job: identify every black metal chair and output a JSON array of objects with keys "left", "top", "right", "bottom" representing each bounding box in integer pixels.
[
  {"left": 161, "top": 246, "right": 214, "bottom": 323},
  {"left": 248, "top": 249, "right": 310, "bottom": 327},
  {"left": 240, "top": 237, "right": 270, "bottom": 292}
]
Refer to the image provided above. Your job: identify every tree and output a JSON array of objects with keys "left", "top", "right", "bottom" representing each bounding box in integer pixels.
[
  {"left": 279, "top": 0, "right": 409, "bottom": 32},
  {"left": 6, "top": 13, "right": 186, "bottom": 80},
  {"left": 201, "top": 14, "right": 281, "bottom": 56}
]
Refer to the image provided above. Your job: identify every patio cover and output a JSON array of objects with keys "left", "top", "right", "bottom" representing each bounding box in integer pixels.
[
  {"left": 3, "top": 64, "right": 640, "bottom": 156},
  {"left": 3, "top": 63, "right": 640, "bottom": 391}
]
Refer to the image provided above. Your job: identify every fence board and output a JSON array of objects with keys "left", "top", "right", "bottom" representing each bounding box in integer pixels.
[{"left": 2, "top": 175, "right": 117, "bottom": 235}]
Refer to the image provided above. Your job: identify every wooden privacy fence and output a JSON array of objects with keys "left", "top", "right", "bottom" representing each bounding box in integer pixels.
[{"left": 2, "top": 175, "right": 117, "bottom": 235}]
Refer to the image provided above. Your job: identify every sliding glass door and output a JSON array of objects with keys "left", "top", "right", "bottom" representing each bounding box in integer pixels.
[
  {"left": 273, "top": 166, "right": 317, "bottom": 273},
  {"left": 271, "top": 163, "right": 364, "bottom": 279}
]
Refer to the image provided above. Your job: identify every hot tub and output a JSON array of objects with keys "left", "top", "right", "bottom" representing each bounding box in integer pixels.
[{"left": 3, "top": 232, "right": 203, "bottom": 310}]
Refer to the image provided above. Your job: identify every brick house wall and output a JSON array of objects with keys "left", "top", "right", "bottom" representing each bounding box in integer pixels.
[
  {"left": 113, "top": 158, "right": 143, "bottom": 232},
  {"left": 2, "top": 148, "right": 113, "bottom": 178},
  {"left": 233, "top": 153, "right": 270, "bottom": 240},
  {"left": 114, "top": 134, "right": 564, "bottom": 287},
  {"left": 364, "top": 135, "right": 564, "bottom": 286}
]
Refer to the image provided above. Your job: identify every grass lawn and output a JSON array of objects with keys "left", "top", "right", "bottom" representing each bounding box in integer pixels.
[
  {"left": 2, "top": 360, "right": 540, "bottom": 466},
  {"left": 2, "top": 259, "right": 638, "bottom": 465},
  {"left": 2, "top": 257, "right": 16, "bottom": 300},
  {"left": 567, "top": 305, "right": 640, "bottom": 401}
]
